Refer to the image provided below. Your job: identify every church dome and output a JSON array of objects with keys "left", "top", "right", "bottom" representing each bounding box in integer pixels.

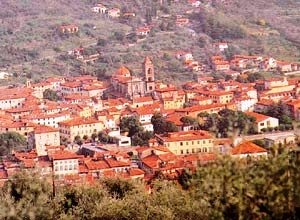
[{"left": 116, "top": 66, "right": 131, "bottom": 77}]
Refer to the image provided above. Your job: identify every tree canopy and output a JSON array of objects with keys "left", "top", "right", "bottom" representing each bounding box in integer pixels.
[
  {"left": 151, "top": 113, "right": 178, "bottom": 134},
  {"left": 200, "top": 109, "right": 257, "bottom": 137},
  {"left": 1, "top": 152, "right": 300, "bottom": 219},
  {"left": 0, "top": 132, "right": 27, "bottom": 156}
]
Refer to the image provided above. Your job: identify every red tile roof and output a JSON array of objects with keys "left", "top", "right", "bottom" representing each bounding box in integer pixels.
[{"left": 231, "top": 142, "right": 267, "bottom": 155}]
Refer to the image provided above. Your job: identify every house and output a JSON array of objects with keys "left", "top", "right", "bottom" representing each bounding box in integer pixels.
[
  {"left": 211, "top": 56, "right": 230, "bottom": 71},
  {"left": 108, "top": 8, "right": 120, "bottom": 18},
  {"left": 136, "top": 26, "right": 151, "bottom": 36},
  {"left": 264, "top": 133, "right": 296, "bottom": 148},
  {"left": 132, "top": 96, "right": 154, "bottom": 108},
  {"left": 175, "top": 103, "right": 229, "bottom": 118},
  {"left": 188, "top": 0, "right": 201, "bottom": 7},
  {"left": 0, "top": 71, "right": 12, "bottom": 80},
  {"left": 28, "top": 125, "right": 60, "bottom": 156},
  {"left": 277, "top": 61, "right": 293, "bottom": 73},
  {"left": 213, "top": 42, "right": 228, "bottom": 52},
  {"left": 0, "top": 88, "right": 33, "bottom": 110},
  {"left": 59, "top": 117, "right": 104, "bottom": 142},
  {"left": 22, "top": 111, "right": 71, "bottom": 128},
  {"left": 175, "top": 18, "right": 190, "bottom": 26},
  {"left": 286, "top": 99, "right": 300, "bottom": 120},
  {"left": 162, "top": 96, "right": 185, "bottom": 110},
  {"left": 59, "top": 24, "right": 79, "bottom": 34},
  {"left": 48, "top": 149, "right": 82, "bottom": 177},
  {"left": 199, "top": 90, "right": 234, "bottom": 104},
  {"left": 254, "top": 99, "right": 275, "bottom": 113},
  {"left": 189, "top": 96, "right": 213, "bottom": 106},
  {"left": 260, "top": 57, "right": 277, "bottom": 70},
  {"left": 212, "top": 60, "right": 230, "bottom": 71},
  {"left": 246, "top": 112, "right": 279, "bottom": 132},
  {"left": 235, "top": 97, "right": 257, "bottom": 112},
  {"left": 68, "top": 47, "right": 84, "bottom": 59},
  {"left": 231, "top": 141, "right": 268, "bottom": 159},
  {"left": 154, "top": 130, "right": 214, "bottom": 155},
  {"left": 92, "top": 4, "right": 107, "bottom": 14},
  {"left": 0, "top": 121, "right": 36, "bottom": 138},
  {"left": 175, "top": 51, "right": 193, "bottom": 61}
]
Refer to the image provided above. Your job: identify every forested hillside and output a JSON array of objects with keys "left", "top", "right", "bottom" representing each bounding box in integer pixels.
[{"left": 1, "top": 0, "right": 300, "bottom": 84}]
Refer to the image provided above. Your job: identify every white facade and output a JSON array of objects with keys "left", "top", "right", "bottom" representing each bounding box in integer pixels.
[
  {"left": 53, "top": 159, "right": 79, "bottom": 176},
  {"left": 236, "top": 98, "right": 257, "bottom": 112},
  {"left": 0, "top": 97, "right": 26, "bottom": 110}
]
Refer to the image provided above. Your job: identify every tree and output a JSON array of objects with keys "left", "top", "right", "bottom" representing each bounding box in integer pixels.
[
  {"left": 74, "top": 136, "right": 83, "bottom": 146},
  {"left": 98, "top": 131, "right": 109, "bottom": 143},
  {"left": 91, "top": 133, "right": 97, "bottom": 142},
  {"left": 113, "top": 31, "right": 125, "bottom": 42},
  {"left": 83, "top": 135, "right": 89, "bottom": 142},
  {"left": 0, "top": 172, "right": 54, "bottom": 219},
  {"left": 97, "top": 38, "right": 107, "bottom": 46},
  {"left": 263, "top": 102, "right": 293, "bottom": 128},
  {"left": 0, "top": 132, "right": 27, "bottom": 156},
  {"left": 180, "top": 116, "right": 198, "bottom": 127},
  {"left": 43, "top": 89, "right": 59, "bottom": 101},
  {"left": 119, "top": 116, "right": 143, "bottom": 137},
  {"left": 132, "top": 131, "right": 153, "bottom": 146},
  {"left": 200, "top": 110, "right": 256, "bottom": 137},
  {"left": 151, "top": 113, "right": 178, "bottom": 134}
]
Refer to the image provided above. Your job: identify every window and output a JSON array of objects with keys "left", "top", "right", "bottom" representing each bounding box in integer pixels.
[
  {"left": 180, "top": 150, "right": 184, "bottom": 154},
  {"left": 180, "top": 142, "right": 183, "bottom": 146}
]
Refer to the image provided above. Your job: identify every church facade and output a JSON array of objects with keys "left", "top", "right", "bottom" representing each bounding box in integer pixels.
[{"left": 111, "top": 57, "right": 155, "bottom": 99}]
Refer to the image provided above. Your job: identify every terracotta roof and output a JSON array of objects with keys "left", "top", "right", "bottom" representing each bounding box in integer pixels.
[
  {"left": 105, "top": 158, "right": 131, "bottom": 168},
  {"left": 50, "top": 150, "right": 83, "bottom": 160},
  {"left": 245, "top": 112, "right": 273, "bottom": 123},
  {"left": 156, "top": 130, "right": 212, "bottom": 142},
  {"left": 85, "top": 159, "right": 109, "bottom": 170},
  {"left": 59, "top": 117, "right": 101, "bottom": 127},
  {"left": 129, "top": 168, "right": 145, "bottom": 176},
  {"left": 34, "top": 125, "right": 59, "bottom": 134},
  {"left": 132, "top": 96, "right": 153, "bottom": 103},
  {"left": 231, "top": 142, "right": 267, "bottom": 155}
]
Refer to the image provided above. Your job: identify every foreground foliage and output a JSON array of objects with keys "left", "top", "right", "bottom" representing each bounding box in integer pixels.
[{"left": 1, "top": 153, "right": 300, "bottom": 219}]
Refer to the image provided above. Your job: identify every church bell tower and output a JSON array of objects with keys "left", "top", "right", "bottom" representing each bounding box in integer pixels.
[{"left": 144, "top": 56, "right": 155, "bottom": 93}]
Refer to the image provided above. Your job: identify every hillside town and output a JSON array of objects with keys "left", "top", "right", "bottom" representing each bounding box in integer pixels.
[{"left": 0, "top": 52, "right": 299, "bottom": 187}]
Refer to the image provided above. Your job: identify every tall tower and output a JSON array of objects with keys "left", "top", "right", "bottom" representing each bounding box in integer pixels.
[{"left": 144, "top": 56, "right": 155, "bottom": 93}]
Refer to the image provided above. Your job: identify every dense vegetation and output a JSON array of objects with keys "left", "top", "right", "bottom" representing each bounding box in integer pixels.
[
  {"left": 0, "top": 132, "right": 27, "bottom": 156},
  {"left": 1, "top": 0, "right": 300, "bottom": 85},
  {"left": 1, "top": 152, "right": 300, "bottom": 219}
]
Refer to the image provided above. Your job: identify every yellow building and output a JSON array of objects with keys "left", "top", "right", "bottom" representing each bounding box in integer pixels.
[
  {"left": 207, "top": 91, "right": 234, "bottom": 104},
  {"left": 28, "top": 125, "right": 60, "bottom": 156},
  {"left": 154, "top": 130, "right": 214, "bottom": 155},
  {"left": 162, "top": 96, "right": 185, "bottom": 110},
  {"left": 59, "top": 117, "right": 104, "bottom": 142},
  {"left": 0, "top": 121, "right": 36, "bottom": 138}
]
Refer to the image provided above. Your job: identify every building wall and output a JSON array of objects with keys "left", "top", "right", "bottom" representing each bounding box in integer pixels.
[
  {"left": 0, "top": 98, "right": 26, "bottom": 110},
  {"left": 163, "top": 138, "right": 214, "bottom": 155},
  {"left": 257, "top": 118, "right": 279, "bottom": 132},
  {"left": 53, "top": 159, "right": 79, "bottom": 176},
  {"left": 31, "top": 131, "right": 60, "bottom": 156},
  {"left": 59, "top": 122, "right": 104, "bottom": 142}
]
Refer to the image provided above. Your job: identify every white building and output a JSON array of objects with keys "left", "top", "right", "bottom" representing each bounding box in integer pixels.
[{"left": 92, "top": 4, "right": 107, "bottom": 14}]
